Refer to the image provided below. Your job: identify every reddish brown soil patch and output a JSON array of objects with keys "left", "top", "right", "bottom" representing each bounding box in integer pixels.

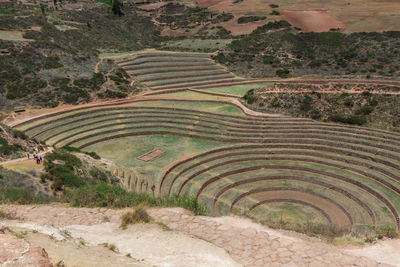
[
  {"left": 138, "top": 149, "right": 166, "bottom": 162},
  {"left": 280, "top": 10, "right": 346, "bottom": 32},
  {"left": 195, "top": 0, "right": 225, "bottom": 8},
  {"left": 139, "top": 2, "right": 168, "bottom": 10}
]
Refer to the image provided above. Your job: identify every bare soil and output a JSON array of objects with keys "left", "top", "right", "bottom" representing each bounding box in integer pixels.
[
  {"left": 137, "top": 149, "right": 166, "bottom": 162},
  {"left": 280, "top": 10, "right": 346, "bottom": 32}
]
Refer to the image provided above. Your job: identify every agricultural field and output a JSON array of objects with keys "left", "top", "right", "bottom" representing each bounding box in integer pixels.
[
  {"left": 193, "top": 0, "right": 400, "bottom": 33},
  {"left": 12, "top": 88, "right": 400, "bottom": 236}
]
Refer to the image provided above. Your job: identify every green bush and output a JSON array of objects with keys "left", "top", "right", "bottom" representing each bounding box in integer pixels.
[
  {"left": 50, "top": 165, "right": 86, "bottom": 190},
  {"left": 45, "top": 150, "right": 82, "bottom": 167},
  {"left": 12, "top": 129, "right": 28, "bottom": 140},
  {"left": 376, "top": 226, "right": 398, "bottom": 239},
  {"left": 276, "top": 68, "right": 290, "bottom": 78},
  {"left": 299, "top": 95, "right": 313, "bottom": 112},
  {"left": 213, "top": 52, "right": 227, "bottom": 64},
  {"left": 43, "top": 56, "right": 63, "bottom": 69},
  {"left": 237, "top": 16, "right": 266, "bottom": 24},
  {"left": 61, "top": 86, "right": 90, "bottom": 104},
  {"left": 243, "top": 89, "right": 257, "bottom": 104},
  {"left": 355, "top": 105, "right": 374, "bottom": 116},
  {"left": 329, "top": 114, "right": 367, "bottom": 125},
  {"left": 369, "top": 98, "right": 378, "bottom": 107},
  {"left": 0, "top": 137, "right": 7, "bottom": 146}
]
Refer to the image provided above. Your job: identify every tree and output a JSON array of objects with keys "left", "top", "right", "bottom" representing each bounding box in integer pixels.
[
  {"left": 40, "top": 4, "right": 47, "bottom": 15},
  {"left": 112, "top": 0, "right": 123, "bottom": 16}
]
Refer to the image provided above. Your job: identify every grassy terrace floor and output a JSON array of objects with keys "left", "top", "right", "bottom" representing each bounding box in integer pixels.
[{"left": 12, "top": 64, "right": 400, "bottom": 236}]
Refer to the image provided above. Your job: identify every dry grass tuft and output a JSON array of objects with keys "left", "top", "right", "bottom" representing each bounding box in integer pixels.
[
  {"left": 102, "top": 242, "right": 118, "bottom": 252},
  {"left": 120, "top": 205, "right": 151, "bottom": 229}
]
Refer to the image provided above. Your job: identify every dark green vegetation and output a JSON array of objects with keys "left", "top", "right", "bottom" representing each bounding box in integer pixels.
[
  {"left": 40, "top": 149, "right": 116, "bottom": 191},
  {"left": 237, "top": 16, "right": 266, "bottom": 24},
  {"left": 0, "top": 3, "right": 157, "bottom": 109},
  {"left": 215, "top": 27, "right": 400, "bottom": 78},
  {"left": 247, "top": 84, "right": 400, "bottom": 131}
]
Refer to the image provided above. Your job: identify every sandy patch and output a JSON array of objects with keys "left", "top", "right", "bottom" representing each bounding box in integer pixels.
[{"left": 280, "top": 10, "right": 346, "bottom": 32}]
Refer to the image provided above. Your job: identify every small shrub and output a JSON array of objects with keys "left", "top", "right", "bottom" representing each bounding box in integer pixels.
[
  {"left": 102, "top": 243, "right": 118, "bottom": 252},
  {"left": 276, "top": 68, "right": 290, "bottom": 78},
  {"left": 0, "top": 137, "right": 8, "bottom": 145},
  {"left": 44, "top": 56, "right": 63, "bottom": 69},
  {"left": 369, "top": 98, "right": 378, "bottom": 107},
  {"left": 12, "top": 129, "right": 28, "bottom": 140},
  {"left": 355, "top": 105, "right": 374, "bottom": 116},
  {"left": 243, "top": 89, "right": 257, "bottom": 104},
  {"left": 343, "top": 98, "right": 354, "bottom": 107},
  {"left": 270, "top": 10, "right": 280, "bottom": 15},
  {"left": 376, "top": 226, "right": 397, "bottom": 239},
  {"left": 299, "top": 95, "right": 313, "bottom": 112},
  {"left": 361, "top": 91, "right": 371, "bottom": 97},
  {"left": 364, "top": 235, "right": 376, "bottom": 243}
]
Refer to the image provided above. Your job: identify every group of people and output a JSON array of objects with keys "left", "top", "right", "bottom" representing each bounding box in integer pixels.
[{"left": 28, "top": 153, "right": 42, "bottom": 164}]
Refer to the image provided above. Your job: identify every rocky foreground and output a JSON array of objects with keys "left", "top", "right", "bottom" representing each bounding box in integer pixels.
[{"left": 0, "top": 204, "right": 399, "bottom": 267}]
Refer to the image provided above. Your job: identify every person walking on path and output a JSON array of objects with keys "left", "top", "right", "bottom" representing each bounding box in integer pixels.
[
  {"left": 39, "top": 156, "right": 42, "bottom": 164},
  {"left": 27, "top": 153, "right": 29, "bottom": 159}
]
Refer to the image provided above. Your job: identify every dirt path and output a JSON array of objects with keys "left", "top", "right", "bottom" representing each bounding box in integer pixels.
[
  {"left": 0, "top": 147, "right": 53, "bottom": 167},
  {"left": 0, "top": 204, "right": 396, "bottom": 267}
]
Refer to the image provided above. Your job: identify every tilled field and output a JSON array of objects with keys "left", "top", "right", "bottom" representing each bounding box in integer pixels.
[{"left": 12, "top": 92, "right": 400, "bottom": 235}]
